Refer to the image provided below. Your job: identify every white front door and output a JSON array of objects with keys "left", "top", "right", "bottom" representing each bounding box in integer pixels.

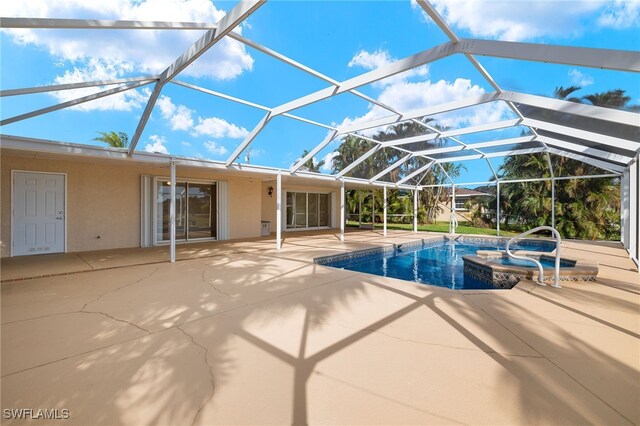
[{"left": 12, "top": 172, "right": 66, "bottom": 256}]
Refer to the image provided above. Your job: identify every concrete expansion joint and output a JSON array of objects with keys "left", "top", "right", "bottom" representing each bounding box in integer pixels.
[{"left": 175, "top": 326, "right": 216, "bottom": 426}]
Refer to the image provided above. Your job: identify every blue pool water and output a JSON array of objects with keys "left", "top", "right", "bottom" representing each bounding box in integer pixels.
[{"left": 323, "top": 239, "right": 556, "bottom": 290}]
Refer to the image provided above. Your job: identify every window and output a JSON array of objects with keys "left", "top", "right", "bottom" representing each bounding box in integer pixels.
[
  {"left": 455, "top": 200, "right": 467, "bottom": 211},
  {"left": 286, "top": 192, "right": 331, "bottom": 230}
]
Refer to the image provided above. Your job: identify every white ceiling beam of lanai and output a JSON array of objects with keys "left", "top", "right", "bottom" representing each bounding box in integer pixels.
[
  {"left": 0, "top": 76, "right": 159, "bottom": 97},
  {"left": 0, "top": 17, "right": 217, "bottom": 30},
  {"left": 536, "top": 135, "right": 634, "bottom": 165},
  {"left": 225, "top": 39, "right": 462, "bottom": 165},
  {"left": 546, "top": 147, "right": 626, "bottom": 174},
  {"left": 379, "top": 119, "right": 522, "bottom": 148},
  {"left": 1, "top": 80, "right": 153, "bottom": 126},
  {"left": 128, "top": 0, "right": 266, "bottom": 155}
]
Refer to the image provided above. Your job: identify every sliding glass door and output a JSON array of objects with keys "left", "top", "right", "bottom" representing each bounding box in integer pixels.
[
  {"left": 286, "top": 191, "right": 331, "bottom": 230},
  {"left": 156, "top": 180, "right": 217, "bottom": 242}
]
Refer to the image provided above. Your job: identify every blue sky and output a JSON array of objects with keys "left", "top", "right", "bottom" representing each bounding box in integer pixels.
[{"left": 2, "top": 0, "right": 639, "bottom": 184}]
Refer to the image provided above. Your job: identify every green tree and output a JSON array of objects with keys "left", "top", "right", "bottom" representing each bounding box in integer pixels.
[
  {"left": 297, "top": 149, "right": 325, "bottom": 173},
  {"left": 93, "top": 131, "right": 129, "bottom": 148}
]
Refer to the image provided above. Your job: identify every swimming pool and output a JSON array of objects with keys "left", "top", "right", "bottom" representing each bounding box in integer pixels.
[{"left": 316, "top": 237, "right": 557, "bottom": 290}]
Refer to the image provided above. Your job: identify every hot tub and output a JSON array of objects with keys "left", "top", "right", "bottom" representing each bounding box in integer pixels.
[{"left": 462, "top": 251, "right": 598, "bottom": 289}]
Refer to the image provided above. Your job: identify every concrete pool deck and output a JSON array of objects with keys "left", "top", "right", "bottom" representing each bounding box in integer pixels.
[{"left": 1, "top": 230, "right": 639, "bottom": 425}]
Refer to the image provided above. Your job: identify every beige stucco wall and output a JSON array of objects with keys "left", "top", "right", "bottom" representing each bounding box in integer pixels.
[
  {"left": 434, "top": 201, "right": 472, "bottom": 223},
  {"left": 1, "top": 153, "right": 261, "bottom": 257}
]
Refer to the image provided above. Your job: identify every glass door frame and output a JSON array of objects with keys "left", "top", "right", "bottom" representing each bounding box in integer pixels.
[
  {"left": 284, "top": 190, "right": 332, "bottom": 231},
  {"left": 152, "top": 176, "right": 218, "bottom": 245}
]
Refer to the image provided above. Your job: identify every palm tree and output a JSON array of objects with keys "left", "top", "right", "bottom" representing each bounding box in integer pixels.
[
  {"left": 554, "top": 85, "right": 583, "bottom": 102},
  {"left": 93, "top": 131, "right": 129, "bottom": 148},
  {"left": 582, "top": 89, "right": 640, "bottom": 112},
  {"left": 297, "top": 149, "right": 325, "bottom": 173}
]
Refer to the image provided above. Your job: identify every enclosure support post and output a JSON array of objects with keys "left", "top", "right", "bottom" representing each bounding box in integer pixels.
[
  {"left": 169, "top": 159, "right": 176, "bottom": 263},
  {"left": 340, "top": 179, "right": 345, "bottom": 242},
  {"left": 372, "top": 190, "right": 375, "bottom": 229},
  {"left": 413, "top": 188, "right": 418, "bottom": 232},
  {"left": 496, "top": 182, "right": 501, "bottom": 237},
  {"left": 383, "top": 186, "right": 388, "bottom": 237},
  {"left": 358, "top": 191, "right": 362, "bottom": 227},
  {"left": 551, "top": 178, "right": 555, "bottom": 228},
  {"left": 276, "top": 171, "right": 282, "bottom": 249}
]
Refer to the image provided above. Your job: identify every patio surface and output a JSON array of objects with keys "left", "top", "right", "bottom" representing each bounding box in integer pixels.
[{"left": 1, "top": 230, "right": 639, "bottom": 425}]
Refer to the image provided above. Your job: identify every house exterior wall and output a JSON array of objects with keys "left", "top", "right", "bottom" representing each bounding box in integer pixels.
[
  {"left": 1, "top": 153, "right": 262, "bottom": 257},
  {"left": 434, "top": 201, "right": 473, "bottom": 223}
]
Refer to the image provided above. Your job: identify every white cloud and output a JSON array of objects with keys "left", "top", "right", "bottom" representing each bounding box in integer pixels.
[
  {"left": 50, "top": 58, "right": 149, "bottom": 111},
  {"left": 3, "top": 0, "right": 254, "bottom": 81},
  {"left": 348, "top": 49, "right": 428, "bottom": 88},
  {"left": 157, "top": 95, "right": 194, "bottom": 131},
  {"left": 341, "top": 48, "right": 511, "bottom": 136},
  {"left": 598, "top": 0, "right": 640, "bottom": 28},
  {"left": 338, "top": 74, "right": 510, "bottom": 135},
  {"left": 193, "top": 117, "right": 249, "bottom": 138},
  {"left": 181, "top": 141, "right": 191, "bottom": 146},
  {"left": 422, "top": 0, "right": 603, "bottom": 41},
  {"left": 203, "top": 141, "right": 228, "bottom": 156},
  {"left": 320, "top": 151, "right": 339, "bottom": 173},
  {"left": 568, "top": 69, "right": 594, "bottom": 87},
  {"left": 143, "top": 134, "right": 169, "bottom": 154}
]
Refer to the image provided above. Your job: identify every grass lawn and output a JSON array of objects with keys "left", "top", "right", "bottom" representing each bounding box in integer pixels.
[{"left": 347, "top": 221, "right": 518, "bottom": 236}]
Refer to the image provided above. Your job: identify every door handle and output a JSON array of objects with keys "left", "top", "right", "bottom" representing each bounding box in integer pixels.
[{"left": 56, "top": 217, "right": 64, "bottom": 220}]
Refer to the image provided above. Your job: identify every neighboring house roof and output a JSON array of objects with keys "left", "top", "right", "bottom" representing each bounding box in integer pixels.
[{"left": 447, "top": 188, "right": 492, "bottom": 197}]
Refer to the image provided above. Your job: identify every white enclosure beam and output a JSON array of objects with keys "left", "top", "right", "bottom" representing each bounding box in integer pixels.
[
  {"left": 457, "top": 38, "right": 640, "bottom": 73},
  {"left": 411, "top": 136, "right": 535, "bottom": 156},
  {"left": 379, "top": 118, "right": 521, "bottom": 148},
  {"left": 290, "top": 130, "right": 339, "bottom": 173},
  {"left": 269, "top": 41, "right": 458, "bottom": 118},
  {"left": 171, "top": 80, "right": 271, "bottom": 112},
  {"left": 369, "top": 154, "right": 412, "bottom": 183},
  {"left": 226, "top": 112, "right": 272, "bottom": 165},
  {"left": 1, "top": 80, "right": 151, "bottom": 126},
  {"left": 336, "top": 145, "right": 382, "bottom": 178},
  {"left": 276, "top": 171, "right": 282, "bottom": 250},
  {"left": 537, "top": 135, "right": 633, "bottom": 165},
  {"left": 169, "top": 159, "right": 176, "bottom": 263},
  {"left": 338, "top": 92, "right": 499, "bottom": 135},
  {"left": 522, "top": 118, "right": 640, "bottom": 152},
  {"left": 499, "top": 92, "right": 640, "bottom": 127},
  {"left": 383, "top": 186, "right": 388, "bottom": 237},
  {"left": 1, "top": 76, "right": 158, "bottom": 97},
  {"left": 172, "top": 79, "right": 336, "bottom": 132},
  {"left": 0, "top": 17, "right": 217, "bottom": 30},
  {"left": 129, "top": 0, "right": 265, "bottom": 155},
  {"left": 397, "top": 161, "right": 435, "bottom": 186},
  {"left": 413, "top": 189, "right": 419, "bottom": 232},
  {"left": 434, "top": 147, "right": 547, "bottom": 163},
  {"left": 340, "top": 180, "right": 345, "bottom": 242},
  {"left": 420, "top": 174, "right": 618, "bottom": 189},
  {"left": 546, "top": 147, "right": 626, "bottom": 173},
  {"left": 496, "top": 182, "right": 501, "bottom": 236}
]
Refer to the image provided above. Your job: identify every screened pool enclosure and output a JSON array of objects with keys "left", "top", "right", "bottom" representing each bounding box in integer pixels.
[{"left": 1, "top": 0, "right": 639, "bottom": 267}]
